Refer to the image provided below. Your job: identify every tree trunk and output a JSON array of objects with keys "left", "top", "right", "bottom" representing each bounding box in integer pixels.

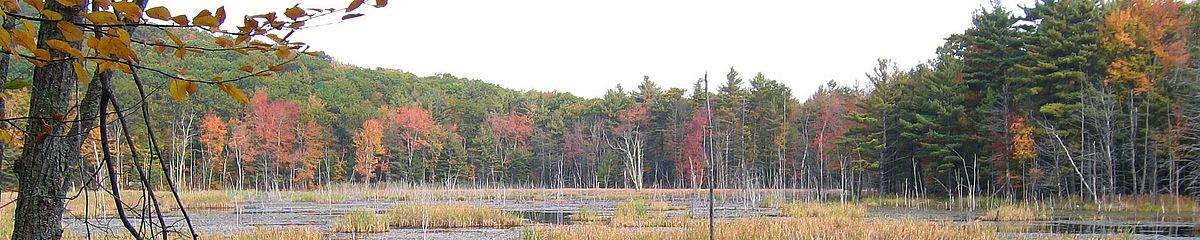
[{"left": 12, "top": 1, "right": 83, "bottom": 239}]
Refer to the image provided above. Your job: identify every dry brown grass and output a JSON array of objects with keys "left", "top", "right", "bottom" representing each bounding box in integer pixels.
[
  {"left": 333, "top": 210, "right": 390, "bottom": 233},
  {"left": 63, "top": 190, "right": 234, "bottom": 218},
  {"left": 981, "top": 205, "right": 1047, "bottom": 221},
  {"left": 781, "top": 202, "right": 868, "bottom": 218},
  {"left": 386, "top": 203, "right": 522, "bottom": 228},
  {"left": 525, "top": 217, "right": 997, "bottom": 240},
  {"left": 60, "top": 227, "right": 321, "bottom": 240}
]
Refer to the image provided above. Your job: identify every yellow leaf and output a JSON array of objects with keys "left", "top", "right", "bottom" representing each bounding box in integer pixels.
[
  {"left": 72, "top": 61, "right": 90, "bottom": 85},
  {"left": 284, "top": 5, "right": 305, "bottom": 19},
  {"left": 193, "top": 14, "right": 218, "bottom": 29},
  {"left": 21, "top": 19, "right": 33, "bottom": 33},
  {"left": 173, "top": 47, "right": 186, "bottom": 59},
  {"left": 375, "top": 0, "right": 387, "bottom": 8},
  {"left": 164, "top": 30, "right": 182, "bottom": 46},
  {"left": 346, "top": 0, "right": 364, "bottom": 12},
  {"left": 238, "top": 64, "right": 253, "bottom": 73},
  {"left": 47, "top": 39, "right": 82, "bottom": 59},
  {"left": 10, "top": 29, "right": 35, "bottom": 51},
  {"left": 0, "top": 129, "right": 15, "bottom": 146},
  {"left": 268, "top": 64, "right": 286, "bottom": 71},
  {"left": 169, "top": 79, "right": 187, "bottom": 102},
  {"left": 218, "top": 83, "right": 248, "bottom": 105},
  {"left": 0, "top": 28, "right": 11, "bottom": 52},
  {"left": 40, "top": 9, "right": 62, "bottom": 21},
  {"left": 84, "top": 11, "right": 119, "bottom": 25},
  {"left": 111, "top": 1, "right": 141, "bottom": 21},
  {"left": 213, "top": 36, "right": 232, "bottom": 48},
  {"left": 145, "top": 6, "right": 170, "bottom": 21},
  {"left": 57, "top": 21, "right": 83, "bottom": 41}
]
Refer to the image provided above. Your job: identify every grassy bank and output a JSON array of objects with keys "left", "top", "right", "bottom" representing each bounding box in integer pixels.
[{"left": 525, "top": 217, "right": 997, "bottom": 240}]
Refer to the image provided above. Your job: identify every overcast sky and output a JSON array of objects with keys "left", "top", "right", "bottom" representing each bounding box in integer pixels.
[{"left": 155, "top": 0, "right": 1036, "bottom": 98}]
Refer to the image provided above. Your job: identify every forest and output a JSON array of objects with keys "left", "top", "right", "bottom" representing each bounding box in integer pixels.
[{"left": 0, "top": 0, "right": 1196, "bottom": 205}]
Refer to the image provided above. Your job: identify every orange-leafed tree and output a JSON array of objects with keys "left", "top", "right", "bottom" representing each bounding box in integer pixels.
[
  {"left": 198, "top": 113, "right": 228, "bottom": 188},
  {"left": 353, "top": 119, "right": 385, "bottom": 182},
  {"left": 295, "top": 120, "right": 326, "bottom": 188},
  {"left": 1101, "top": 0, "right": 1191, "bottom": 94}
]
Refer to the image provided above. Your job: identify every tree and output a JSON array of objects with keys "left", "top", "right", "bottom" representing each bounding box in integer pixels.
[
  {"left": 353, "top": 119, "right": 385, "bottom": 182},
  {"left": 391, "top": 105, "right": 437, "bottom": 181},
  {"left": 610, "top": 102, "right": 649, "bottom": 189},
  {"left": 198, "top": 113, "right": 228, "bottom": 188},
  {"left": 679, "top": 108, "right": 708, "bottom": 189}
]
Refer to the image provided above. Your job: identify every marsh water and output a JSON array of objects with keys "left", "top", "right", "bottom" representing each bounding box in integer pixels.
[{"left": 62, "top": 197, "right": 1198, "bottom": 239}]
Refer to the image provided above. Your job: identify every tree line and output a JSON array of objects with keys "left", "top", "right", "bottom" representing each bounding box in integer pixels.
[{"left": 3, "top": 0, "right": 1200, "bottom": 204}]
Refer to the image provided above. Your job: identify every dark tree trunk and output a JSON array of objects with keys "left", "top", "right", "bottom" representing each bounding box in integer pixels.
[{"left": 12, "top": 1, "right": 83, "bottom": 239}]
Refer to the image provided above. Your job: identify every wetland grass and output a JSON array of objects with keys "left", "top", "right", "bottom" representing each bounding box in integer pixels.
[
  {"left": 981, "top": 205, "right": 1048, "bottom": 221},
  {"left": 385, "top": 203, "right": 522, "bottom": 228},
  {"left": 780, "top": 202, "right": 868, "bottom": 218},
  {"left": 333, "top": 210, "right": 390, "bottom": 233}
]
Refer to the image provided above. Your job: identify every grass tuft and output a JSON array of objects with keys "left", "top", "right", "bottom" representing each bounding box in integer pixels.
[
  {"left": 981, "top": 205, "right": 1047, "bottom": 221},
  {"left": 333, "top": 210, "right": 390, "bottom": 233},
  {"left": 386, "top": 203, "right": 522, "bottom": 228},
  {"left": 781, "top": 202, "right": 868, "bottom": 218}
]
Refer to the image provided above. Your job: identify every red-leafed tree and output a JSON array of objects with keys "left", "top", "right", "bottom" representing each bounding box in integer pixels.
[
  {"left": 484, "top": 112, "right": 533, "bottom": 182},
  {"left": 245, "top": 91, "right": 301, "bottom": 186},
  {"left": 678, "top": 108, "right": 709, "bottom": 189},
  {"left": 611, "top": 103, "right": 650, "bottom": 189},
  {"left": 199, "top": 113, "right": 228, "bottom": 188},
  {"left": 809, "top": 87, "right": 858, "bottom": 171},
  {"left": 392, "top": 105, "right": 438, "bottom": 180},
  {"left": 353, "top": 119, "right": 386, "bottom": 182}
]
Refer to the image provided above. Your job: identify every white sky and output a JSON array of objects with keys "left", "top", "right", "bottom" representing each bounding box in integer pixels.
[{"left": 155, "top": 0, "right": 1036, "bottom": 98}]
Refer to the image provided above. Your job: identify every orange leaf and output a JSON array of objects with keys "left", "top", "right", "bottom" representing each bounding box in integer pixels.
[
  {"left": 145, "top": 6, "right": 170, "bottom": 21},
  {"left": 218, "top": 83, "right": 248, "bottom": 105},
  {"left": 111, "top": 1, "right": 141, "bottom": 20},
  {"left": 347, "top": 0, "right": 364, "bottom": 12},
  {"left": 284, "top": 5, "right": 305, "bottom": 19},
  {"left": 47, "top": 39, "right": 82, "bottom": 59},
  {"left": 72, "top": 61, "right": 90, "bottom": 85},
  {"left": 57, "top": 21, "right": 83, "bottom": 41}
]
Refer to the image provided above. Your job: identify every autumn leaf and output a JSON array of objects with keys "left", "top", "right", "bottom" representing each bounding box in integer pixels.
[
  {"left": 46, "top": 39, "right": 83, "bottom": 58},
  {"left": 0, "top": 129, "right": 14, "bottom": 146},
  {"left": 85, "top": 11, "right": 120, "bottom": 25},
  {"left": 112, "top": 1, "right": 142, "bottom": 20},
  {"left": 169, "top": 79, "right": 197, "bottom": 102},
  {"left": 341, "top": 14, "right": 363, "bottom": 20},
  {"left": 218, "top": 83, "right": 249, "bottom": 105},
  {"left": 146, "top": 6, "right": 171, "bottom": 21},
  {"left": 72, "top": 61, "right": 90, "bottom": 85},
  {"left": 347, "top": 0, "right": 365, "bottom": 12},
  {"left": 57, "top": 21, "right": 83, "bottom": 41},
  {"left": 40, "top": 9, "right": 62, "bottom": 21},
  {"left": 284, "top": 5, "right": 306, "bottom": 19}
]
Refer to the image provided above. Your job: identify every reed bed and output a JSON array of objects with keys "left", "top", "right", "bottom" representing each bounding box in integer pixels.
[
  {"left": 385, "top": 203, "right": 522, "bottom": 228},
  {"left": 333, "top": 210, "right": 390, "bottom": 233},
  {"left": 780, "top": 202, "right": 868, "bottom": 218},
  {"left": 60, "top": 227, "right": 321, "bottom": 240},
  {"left": 981, "top": 205, "right": 1047, "bottom": 221},
  {"left": 63, "top": 190, "right": 235, "bottom": 218},
  {"left": 525, "top": 217, "right": 997, "bottom": 240}
]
